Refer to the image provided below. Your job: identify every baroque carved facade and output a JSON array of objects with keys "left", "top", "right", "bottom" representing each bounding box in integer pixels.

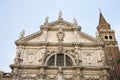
[{"left": 2, "top": 11, "right": 120, "bottom": 80}]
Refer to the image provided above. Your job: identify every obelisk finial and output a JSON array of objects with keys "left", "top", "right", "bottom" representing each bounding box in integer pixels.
[{"left": 59, "top": 10, "right": 62, "bottom": 20}]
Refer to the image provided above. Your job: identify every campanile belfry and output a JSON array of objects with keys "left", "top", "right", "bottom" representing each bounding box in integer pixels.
[{"left": 97, "top": 11, "right": 120, "bottom": 80}]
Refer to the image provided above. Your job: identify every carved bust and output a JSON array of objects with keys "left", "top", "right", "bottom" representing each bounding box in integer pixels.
[{"left": 57, "top": 27, "right": 65, "bottom": 41}]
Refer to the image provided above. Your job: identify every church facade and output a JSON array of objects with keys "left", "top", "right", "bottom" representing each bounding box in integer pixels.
[{"left": 1, "top": 11, "right": 120, "bottom": 80}]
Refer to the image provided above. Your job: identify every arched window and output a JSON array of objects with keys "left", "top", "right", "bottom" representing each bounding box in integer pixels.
[
  {"left": 57, "top": 54, "right": 64, "bottom": 66},
  {"left": 66, "top": 56, "right": 73, "bottom": 66},
  {"left": 47, "top": 54, "right": 73, "bottom": 66},
  {"left": 47, "top": 55, "right": 55, "bottom": 66},
  {"left": 109, "top": 36, "right": 113, "bottom": 39},
  {"left": 105, "top": 36, "right": 108, "bottom": 39}
]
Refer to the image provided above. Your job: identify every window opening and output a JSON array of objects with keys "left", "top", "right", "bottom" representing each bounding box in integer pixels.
[
  {"left": 105, "top": 36, "right": 108, "bottom": 39},
  {"left": 47, "top": 55, "right": 55, "bottom": 66},
  {"left": 57, "top": 54, "right": 64, "bottom": 66},
  {"left": 109, "top": 36, "right": 113, "bottom": 39}
]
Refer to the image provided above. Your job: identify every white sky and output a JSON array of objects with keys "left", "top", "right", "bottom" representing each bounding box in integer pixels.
[{"left": 0, "top": 0, "right": 120, "bottom": 72}]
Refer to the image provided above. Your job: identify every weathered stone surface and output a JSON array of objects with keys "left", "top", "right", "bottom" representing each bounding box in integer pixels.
[{"left": 2, "top": 11, "right": 120, "bottom": 80}]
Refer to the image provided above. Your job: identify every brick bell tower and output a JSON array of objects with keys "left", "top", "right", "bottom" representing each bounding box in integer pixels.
[{"left": 97, "top": 11, "right": 120, "bottom": 80}]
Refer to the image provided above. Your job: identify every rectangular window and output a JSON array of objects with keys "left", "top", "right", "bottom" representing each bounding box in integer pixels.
[{"left": 57, "top": 54, "right": 64, "bottom": 66}]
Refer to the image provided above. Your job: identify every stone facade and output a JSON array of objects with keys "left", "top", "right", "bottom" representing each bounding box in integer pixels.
[{"left": 1, "top": 11, "right": 120, "bottom": 80}]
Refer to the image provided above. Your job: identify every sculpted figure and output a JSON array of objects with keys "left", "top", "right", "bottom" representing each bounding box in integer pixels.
[
  {"left": 57, "top": 27, "right": 65, "bottom": 41},
  {"left": 12, "top": 69, "right": 18, "bottom": 80},
  {"left": 73, "top": 18, "right": 78, "bottom": 28},
  {"left": 73, "top": 18, "right": 77, "bottom": 25},
  {"left": 20, "top": 30, "right": 25, "bottom": 38},
  {"left": 39, "top": 48, "right": 47, "bottom": 65},
  {"left": 45, "top": 16, "right": 48, "bottom": 23},
  {"left": 14, "top": 49, "right": 22, "bottom": 65},
  {"left": 16, "top": 49, "right": 21, "bottom": 58},
  {"left": 56, "top": 67, "right": 63, "bottom": 80},
  {"left": 75, "top": 48, "right": 81, "bottom": 65}
]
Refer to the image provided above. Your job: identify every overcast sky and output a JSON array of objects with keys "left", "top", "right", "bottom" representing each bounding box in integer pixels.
[{"left": 0, "top": 0, "right": 120, "bottom": 72}]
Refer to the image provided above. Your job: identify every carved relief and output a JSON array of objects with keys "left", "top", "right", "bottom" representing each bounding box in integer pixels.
[
  {"left": 23, "top": 51, "right": 38, "bottom": 64},
  {"left": 56, "top": 67, "right": 64, "bottom": 80},
  {"left": 82, "top": 52, "right": 96, "bottom": 66},
  {"left": 22, "top": 74, "right": 36, "bottom": 80},
  {"left": 75, "top": 48, "right": 82, "bottom": 66},
  {"left": 36, "top": 68, "right": 45, "bottom": 80},
  {"left": 86, "top": 53, "right": 93, "bottom": 64},
  {"left": 57, "top": 27, "right": 65, "bottom": 41},
  {"left": 38, "top": 48, "right": 47, "bottom": 65},
  {"left": 75, "top": 70, "right": 82, "bottom": 80},
  {"left": 27, "top": 53, "right": 35, "bottom": 63},
  {"left": 64, "top": 75, "right": 73, "bottom": 80},
  {"left": 97, "top": 50, "right": 106, "bottom": 66}
]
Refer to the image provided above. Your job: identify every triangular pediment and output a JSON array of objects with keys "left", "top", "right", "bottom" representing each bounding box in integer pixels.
[
  {"left": 16, "top": 19, "right": 103, "bottom": 46},
  {"left": 78, "top": 31, "right": 102, "bottom": 43}
]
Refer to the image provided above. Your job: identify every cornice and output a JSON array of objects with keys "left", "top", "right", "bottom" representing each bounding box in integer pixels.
[
  {"left": 15, "top": 42, "right": 104, "bottom": 47},
  {"left": 80, "top": 31, "right": 103, "bottom": 44},
  {"left": 41, "top": 19, "right": 81, "bottom": 31},
  {"left": 80, "top": 66, "right": 110, "bottom": 70},
  {"left": 48, "top": 19, "right": 72, "bottom": 27},
  {"left": 15, "top": 31, "right": 42, "bottom": 45},
  {"left": 10, "top": 64, "right": 110, "bottom": 70}
]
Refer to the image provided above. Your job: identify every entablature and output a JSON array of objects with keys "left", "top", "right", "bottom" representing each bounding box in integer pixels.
[{"left": 15, "top": 42, "right": 104, "bottom": 47}]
